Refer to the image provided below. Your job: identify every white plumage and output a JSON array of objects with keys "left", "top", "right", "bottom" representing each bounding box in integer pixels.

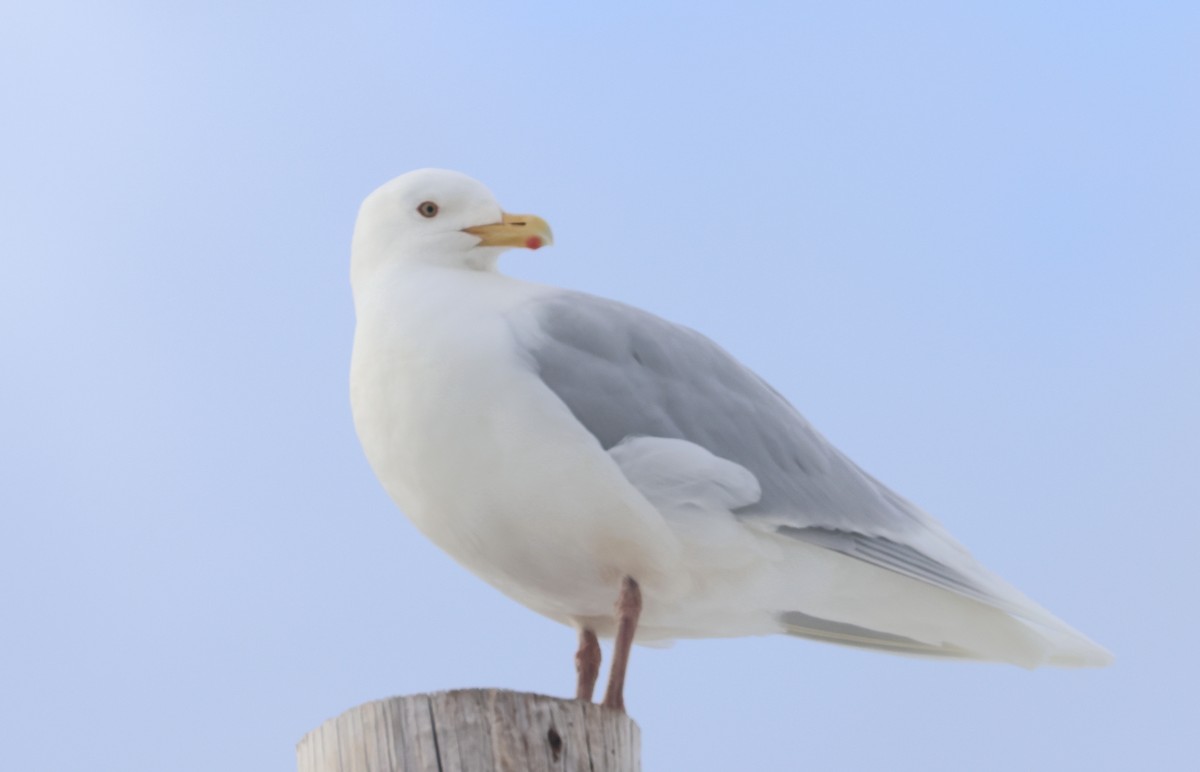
[{"left": 349, "top": 169, "right": 1111, "bottom": 699}]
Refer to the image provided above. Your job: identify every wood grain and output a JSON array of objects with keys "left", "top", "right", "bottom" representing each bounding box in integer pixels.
[{"left": 297, "top": 689, "right": 641, "bottom": 772}]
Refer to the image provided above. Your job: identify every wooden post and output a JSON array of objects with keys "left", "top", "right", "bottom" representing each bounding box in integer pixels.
[{"left": 297, "top": 689, "right": 641, "bottom": 772}]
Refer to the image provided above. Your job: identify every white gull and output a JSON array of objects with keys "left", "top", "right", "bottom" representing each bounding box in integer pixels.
[{"left": 349, "top": 169, "right": 1112, "bottom": 710}]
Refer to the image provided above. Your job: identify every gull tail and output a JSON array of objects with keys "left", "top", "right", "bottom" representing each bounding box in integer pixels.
[{"left": 768, "top": 532, "right": 1112, "bottom": 668}]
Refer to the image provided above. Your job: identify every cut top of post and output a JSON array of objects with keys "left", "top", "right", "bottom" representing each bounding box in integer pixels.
[{"left": 297, "top": 689, "right": 641, "bottom": 772}]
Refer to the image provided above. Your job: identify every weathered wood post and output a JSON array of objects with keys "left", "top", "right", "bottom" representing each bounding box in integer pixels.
[{"left": 297, "top": 689, "right": 641, "bottom": 772}]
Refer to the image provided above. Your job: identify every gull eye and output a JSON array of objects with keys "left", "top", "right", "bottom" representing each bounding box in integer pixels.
[{"left": 417, "top": 201, "right": 439, "bottom": 218}]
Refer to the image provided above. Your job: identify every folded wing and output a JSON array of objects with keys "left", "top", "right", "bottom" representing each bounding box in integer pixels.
[{"left": 511, "top": 291, "right": 1110, "bottom": 666}]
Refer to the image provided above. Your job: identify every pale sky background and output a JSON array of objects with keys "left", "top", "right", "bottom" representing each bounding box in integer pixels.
[{"left": 2, "top": 2, "right": 1198, "bottom": 770}]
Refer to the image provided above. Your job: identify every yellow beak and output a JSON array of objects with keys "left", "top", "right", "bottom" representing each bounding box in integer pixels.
[{"left": 462, "top": 212, "right": 554, "bottom": 250}]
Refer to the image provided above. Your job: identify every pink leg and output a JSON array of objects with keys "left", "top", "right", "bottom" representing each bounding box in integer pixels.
[
  {"left": 601, "top": 576, "right": 642, "bottom": 712},
  {"left": 575, "top": 628, "right": 601, "bottom": 701}
]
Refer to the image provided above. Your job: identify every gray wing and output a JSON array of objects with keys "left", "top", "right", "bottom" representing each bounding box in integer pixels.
[{"left": 514, "top": 291, "right": 1006, "bottom": 607}]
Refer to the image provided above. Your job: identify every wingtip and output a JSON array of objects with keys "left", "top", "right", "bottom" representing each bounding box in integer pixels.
[{"left": 1046, "top": 643, "right": 1114, "bottom": 668}]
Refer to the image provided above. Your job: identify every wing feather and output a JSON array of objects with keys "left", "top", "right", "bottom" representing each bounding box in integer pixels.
[
  {"left": 508, "top": 290, "right": 1110, "bottom": 666},
  {"left": 512, "top": 292, "right": 1019, "bottom": 610}
]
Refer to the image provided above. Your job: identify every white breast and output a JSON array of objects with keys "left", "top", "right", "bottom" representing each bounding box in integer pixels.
[{"left": 350, "top": 265, "right": 683, "bottom": 622}]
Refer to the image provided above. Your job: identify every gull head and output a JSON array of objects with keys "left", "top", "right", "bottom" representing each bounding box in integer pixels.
[{"left": 351, "top": 168, "right": 553, "bottom": 281}]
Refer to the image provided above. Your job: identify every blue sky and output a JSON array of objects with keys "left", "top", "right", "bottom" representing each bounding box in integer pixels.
[{"left": 2, "top": 2, "right": 1197, "bottom": 770}]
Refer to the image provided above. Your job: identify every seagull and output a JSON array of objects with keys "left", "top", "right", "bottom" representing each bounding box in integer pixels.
[{"left": 349, "top": 169, "right": 1112, "bottom": 711}]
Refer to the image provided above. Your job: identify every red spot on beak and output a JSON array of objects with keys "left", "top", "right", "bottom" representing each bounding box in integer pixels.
[{"left": 525, "top": 236, "right": 544, "bottom": 250}]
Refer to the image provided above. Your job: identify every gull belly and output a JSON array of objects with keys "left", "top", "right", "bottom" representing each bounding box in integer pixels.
[{"left": 350, "top": 263, "right": 683, "bottom": 628}]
